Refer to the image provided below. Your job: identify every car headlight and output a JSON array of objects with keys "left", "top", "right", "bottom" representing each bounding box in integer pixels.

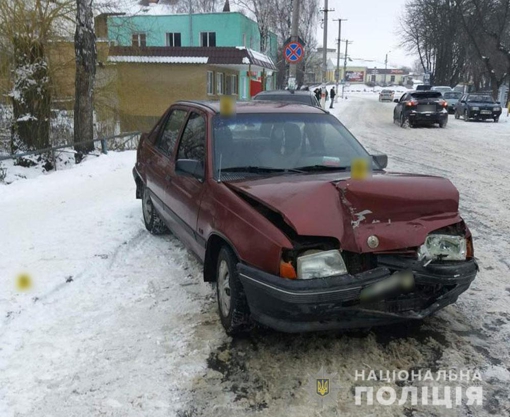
[
  {"left": 471, "top": 106, "right": 480, "bottom": 111},
  {"left": 494, "top": 106, "right": 501, "bottom": 111},
  {"left": 418, "top": 234, "right": 467, "bottom": 261},
  {"left": 297, "top": 250, "right": 348, "bottom": 279}
]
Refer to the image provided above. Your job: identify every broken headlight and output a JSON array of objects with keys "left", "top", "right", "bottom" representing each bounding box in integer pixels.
[
  {"left": 418, "top": 234, "right": 467, "bottom": 261},
  {"left": 297, "top": 250, "right": 348, "bottom": 279}
]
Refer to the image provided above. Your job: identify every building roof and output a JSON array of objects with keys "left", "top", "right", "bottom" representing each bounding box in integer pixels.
[{"left": 108, "top": 46, "right": 276, "bottom": 70}]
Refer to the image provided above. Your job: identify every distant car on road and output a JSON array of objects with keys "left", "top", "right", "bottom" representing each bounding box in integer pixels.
[
  {"left": 455, "top": 93, "right": 502, "bottom": 122},
  {"left": 253, "top": 90, "right": 321, "bottom": 108},
  {"left": 379, "top": 89, "right": 395, "bottom": 102},
  {"left": 393, "top": 90, "right": 449, "bottom": 128},
  {"left": 431, "top": 86, "right": 453, "bottom": 95},
  {"left": 443, "top": 91, "right": 463, "bottom": 114},
  {"left": 415, "top": 84, "right": 432, "bottom": 91}
]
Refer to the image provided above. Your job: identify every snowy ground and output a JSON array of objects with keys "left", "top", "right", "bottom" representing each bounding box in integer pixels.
[{"left": 1, "top": 96, "right": 510, "bottom": 416}]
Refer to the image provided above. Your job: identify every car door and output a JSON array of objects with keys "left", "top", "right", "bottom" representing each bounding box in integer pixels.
[
  {"left": 394, "top": 93, "right": 407, "bottom": 119},
  {"left": 457, "top": 95, "right": 466, "bottom": 114},
  {"left": 145, "top": 107, "right": 189, "bottom": 230},
  {"left": 165, "top": 110, "right": 208, "bottom": 258}
]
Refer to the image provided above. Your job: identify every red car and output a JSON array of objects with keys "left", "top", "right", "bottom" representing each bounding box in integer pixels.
[{"left": 133, "top": 101, "right": 477, "bottom": 334}]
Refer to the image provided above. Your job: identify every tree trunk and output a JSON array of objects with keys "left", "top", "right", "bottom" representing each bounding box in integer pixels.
[{"left": 74, "top": 0, "right": 97, "bottom": 154}]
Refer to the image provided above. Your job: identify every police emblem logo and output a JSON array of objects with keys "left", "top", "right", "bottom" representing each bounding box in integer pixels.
[{"left": 316, "top": 378, "right": 330, "bottom": 397}]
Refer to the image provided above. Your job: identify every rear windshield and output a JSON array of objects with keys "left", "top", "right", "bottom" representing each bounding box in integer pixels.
[
  {"left": 255, "top": 95, "right": 313, "bottom": 105},
  {"left": 411, "top": 92, "right": 442, "bottom": 99},
  {"left": 443, "top": 92, "right": 462, "bottom": 99},
  {"left": 467, "top": 95, "right": 495, "bottom": 103}
]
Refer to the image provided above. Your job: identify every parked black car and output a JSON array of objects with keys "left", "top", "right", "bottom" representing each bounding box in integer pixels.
[
  {"left": 253, "top": 90, "right": 321, "bottom": 108},
  {"left": 454, "top": 93, "right": 502, "bottom": 122},
  {"left": 393, "top": 91, "right": 449, "bottom": 128},
  {"left": 443, "top": 91, "right": 463, "bottom": 114}
]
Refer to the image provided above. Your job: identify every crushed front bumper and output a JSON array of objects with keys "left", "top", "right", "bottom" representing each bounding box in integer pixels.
[{"left": 238, "top": 258, "right": 477, "bottom": 333}]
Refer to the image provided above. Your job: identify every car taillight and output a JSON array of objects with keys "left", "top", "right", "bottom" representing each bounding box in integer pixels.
[
  {"left": 439, "top": 100, "right": 448, "bottom": 108},
  {"left": 406, "top": 100, "right": 418, "bottom": 107}
]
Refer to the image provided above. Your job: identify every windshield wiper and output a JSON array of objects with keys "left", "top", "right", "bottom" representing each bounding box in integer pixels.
[
  {"left": 220, "top": 166, "right": 305, "bottom": 174},
  {"left": 294, "top": 165, "right": 350, "bottom": 172}
]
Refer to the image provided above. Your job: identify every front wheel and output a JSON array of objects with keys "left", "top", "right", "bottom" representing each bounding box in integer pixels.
[
  {"left": 142, "top": 187, "right": 169, "bottom": 235},
  {"left": 454, "top": 111, "right": 460, "bottom": 119},
  {"left": 464, "top": 110, "right": 469, "bottom": 122},
  {"left": 216, "top": 246, "right": 251, "bottom": 335}
]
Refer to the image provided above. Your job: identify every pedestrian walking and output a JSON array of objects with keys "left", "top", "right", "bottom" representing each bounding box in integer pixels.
[
  {"left": 329, "top": 87, "right": 336, "bottom": 108},
  {"left": 314, "top": 88, "right": 321, "bottom": 102}
]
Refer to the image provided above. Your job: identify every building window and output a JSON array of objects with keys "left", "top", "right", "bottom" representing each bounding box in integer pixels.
[
  {"left": 390, "top": 75, "right": 396, "bottom": 82},
  {"left": 243, "top": 33, "right": 246, "bottom": 47},
  {"left": 216, "top": 73, "right": 224, "bottom": 95},
  {"left": 226, "top": 75, "right": 238, "bottom": 95},
  {"left": 207, "top": 71, "right": 214, "bottom": 95},
  {"left": 132, "top": 33, "right": 146, "bottom": 47},
  {"left": 371, "top": 74, "right": 376, "bottom": 82},
  {"left": 201, "top": 32, "right": 216, "bottom": 47},
  {"left": 166, "top": 32, "right": 181, "bottom": 47}
]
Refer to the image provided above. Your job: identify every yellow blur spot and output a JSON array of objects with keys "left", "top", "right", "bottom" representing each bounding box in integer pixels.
[
  {"left": 351, "top": 158, "right": 370, "bottom": 180},
  {"left": 16, "top": 273, "right": 33, "bottom": 292},
  {"left": 220, "top": 95, "right": 236, "bottom": 116}
]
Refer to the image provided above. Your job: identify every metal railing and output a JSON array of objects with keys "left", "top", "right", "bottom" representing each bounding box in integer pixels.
[{"left": 0, "top": 131, "right": 141, "bottom": 162}]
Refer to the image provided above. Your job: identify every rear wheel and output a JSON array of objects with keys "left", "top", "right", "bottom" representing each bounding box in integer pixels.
[
  {"left": 439, "top": 118, "right": 448, "bottom": 128},
  {"left": 216, "top": 246, "right": 251, "bottom": 335},
  {"left": 142, "top": 187, "right": 169, "bottom": 235},
  {"left": 464, "top": 110, "right": 469, "bottom": 122},
  {"left": 399, "top": 113, "right": 407, "bottom": 128},
  {"left": 494, "top": 117, "right": 499, "bottom": 123},
  {"left": 454, "top": 111, "right": 460, "bottom": 119}
]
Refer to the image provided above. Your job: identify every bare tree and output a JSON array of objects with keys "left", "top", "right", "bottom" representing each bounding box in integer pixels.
[
  {"left": 74, "top": 0, "right": 96, "bottom": 154},
  {"left": 0, "top": 0, "right": 74, "bottom": 154}
]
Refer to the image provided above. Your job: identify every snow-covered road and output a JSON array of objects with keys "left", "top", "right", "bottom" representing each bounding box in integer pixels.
[{"left": 1, "top": 96, "right": 509, "bottom": 416}]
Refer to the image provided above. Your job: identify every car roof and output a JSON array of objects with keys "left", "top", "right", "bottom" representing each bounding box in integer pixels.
[
  {"left": 175, "top": 100, "right": 328, "bottom": 114},
  {"left": 254, "top": 90, "right": 314, "bottom": 96}
]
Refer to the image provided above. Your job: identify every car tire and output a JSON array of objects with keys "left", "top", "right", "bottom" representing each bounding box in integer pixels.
[
  {"left": 439, "top": 119, "right": 448, "bottom": 128},
  {"left": 454, "top": 111, "right": 460, "bottom": 120},
  {"left": 216, "top": 245, "right": 251, "bottom": 335},
  {"left": 464, "top": 110, "right": 469, "bottom": 122},
  {"left": 142, "top": 187, "right": 169, "bottom": 235},
  {"left": 494, "top": 117, "right": 499, "bottom": 123}
]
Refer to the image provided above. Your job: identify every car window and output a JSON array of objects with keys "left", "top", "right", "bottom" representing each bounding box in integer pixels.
[
  {"left": 467, "top": 95, "right": 494, "bottom": 103},
  {"left": 443, "top": 92, "right": 462, "bottom": 99},
  {"left": 410, "top": 92, "right": 442, "bottom": 99},
  {"left": 212, "top": 113, "right": 370, "bottom": 177},
  {"left": 400, "top": 93, "right": 407, "bottom": 102},
  {"left": 177, "top": 112, "right": 206, "bottom": 162},
  {"left": 256, "top": 94, "right": 313, "bottom": 105},
  {"left": 156, "top": 109, "right": 187, "bottom": 155}
]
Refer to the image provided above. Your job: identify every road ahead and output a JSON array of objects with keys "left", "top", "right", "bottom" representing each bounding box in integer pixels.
[{"left": 1, "top": 96, "right": 509, "bottom": 417}]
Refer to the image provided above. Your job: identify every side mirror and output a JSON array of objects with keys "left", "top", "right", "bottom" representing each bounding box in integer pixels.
[
  {"left": 460, "top": 100, "right": 466, "bottom": 103},
  {"left": 496, "top": 101, "right": 501, "bottom": 104},
  {"left": 372, "top": 153, "right": 388, "bottom": 169},
  {"left": 176, "top": 159, "right": 204, "bottom": 181},
  {"left": 394, "top": 99, "right": 399, "bottom": 103}
]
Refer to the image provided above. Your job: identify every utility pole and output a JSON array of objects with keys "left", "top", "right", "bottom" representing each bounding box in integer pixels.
[
  {"left": 333, "top": 18, "right": 347, "bottom": 103},
  {"left": 288, "top": 0, "right": 300, "bottom": 90},
  {"left": 320, "top": 0, "right": 334, "bottom": 108},
  {"left": 384, "top": 50, "right": 391, "bottom": 86},
  {"left": 341, "top": 39, "right": 353, "bottom": 99}
]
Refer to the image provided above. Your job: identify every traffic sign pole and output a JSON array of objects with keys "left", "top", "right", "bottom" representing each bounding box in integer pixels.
[{"left": 288, "top": 0, "right": 300, "bottom": 90}]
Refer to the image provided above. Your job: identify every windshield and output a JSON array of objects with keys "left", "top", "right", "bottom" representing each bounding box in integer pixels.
[
  {"left": 254, "top": 95, "right": 313, "bottom": 105},
  {"left": 467, "top": 95, "right": 495, "bottom": 103},
  {"left": 443, "top": 92, "right": 462, "bottom": 99},
  {"left": 212, "top": 113, "right": 371, "bottom": 179}
]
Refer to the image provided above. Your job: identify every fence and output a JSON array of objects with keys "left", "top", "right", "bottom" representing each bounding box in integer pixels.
[{"left": 0, "top": 131, "right": 141, "bottom": 165}]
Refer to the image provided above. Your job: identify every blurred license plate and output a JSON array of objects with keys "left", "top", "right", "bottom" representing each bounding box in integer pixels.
[
  {"left": 360, "top": 271, "right": 415, "bottom": 302},
  {"left": 481, "top": 110, "right": 491, "bottom": 114},
  {"left": 418, "top": 105, "right": 436, "bottom": 112}
]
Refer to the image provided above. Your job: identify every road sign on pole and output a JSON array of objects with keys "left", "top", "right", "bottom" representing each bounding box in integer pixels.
[{"left": 284, "top": 41, "right": 305, "bottom": 64}]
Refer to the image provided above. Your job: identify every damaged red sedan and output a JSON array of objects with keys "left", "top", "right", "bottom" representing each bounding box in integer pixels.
[{"left": 133, "top": 101, "right": 477, "bottom": 334}]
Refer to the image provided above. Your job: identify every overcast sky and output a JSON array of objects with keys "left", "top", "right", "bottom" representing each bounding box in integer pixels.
[{"left": 316, "top": 0, "right": 412, "bottom": 68}]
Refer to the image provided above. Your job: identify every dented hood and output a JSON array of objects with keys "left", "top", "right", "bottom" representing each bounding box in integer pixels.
[{"left": 226, "top": 173, "right": 462, "bottom": 253}]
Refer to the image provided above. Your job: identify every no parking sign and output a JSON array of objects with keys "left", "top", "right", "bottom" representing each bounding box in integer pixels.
[{"left": 284, "top": 41, "right": 305, "bottom": 64}]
